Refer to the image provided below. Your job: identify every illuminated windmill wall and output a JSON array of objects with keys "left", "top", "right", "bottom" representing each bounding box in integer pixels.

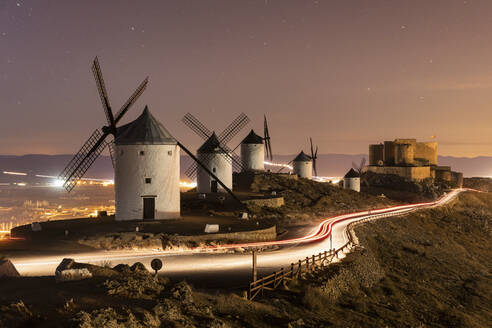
[{"left": 114, "top": 107, "right": 180, "bottom": 220}]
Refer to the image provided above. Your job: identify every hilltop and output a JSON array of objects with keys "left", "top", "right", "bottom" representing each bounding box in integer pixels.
[{"left": 1, "top": 191, "right": 490, "bottom": 327}]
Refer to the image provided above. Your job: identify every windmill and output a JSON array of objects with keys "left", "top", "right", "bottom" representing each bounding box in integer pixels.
[
  {"left": 58, "top": 57, "right": 148, "bottom": 192},
  {"left": 263, "top": 115, "right": 273, "bottom": 162},
  {"left": 182, "top": 112, "right": 249, "bottom": 178},
  {"left": 182, "top": 112, "right": 249, "bottom": 193},
  {"left": 310, "top": 137, "right": 318, "bottom": 177}
]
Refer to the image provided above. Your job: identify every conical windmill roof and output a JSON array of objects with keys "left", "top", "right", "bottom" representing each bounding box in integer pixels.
[
  {"left": 241, "top": 129, "right": 264, "bottom": 144},
  {"left": 115, "top": 106, "right": 176, "bottom": 145},
  {"left": 198, "top": 132, "right": 227, "bottom": 153},
  {"left": 293, "top": 151, "right": 312, "bottom": 162},
  {"left": 344, "top": 168, "right": 360, "bottom": 178}
]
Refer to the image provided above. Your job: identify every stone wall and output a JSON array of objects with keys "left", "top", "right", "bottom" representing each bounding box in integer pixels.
[
  {"left": 415, "top": 142, "right": 438, "bottom": 166},
  {"left": 180, "top": 225, "right": 277, "bottom": 243},
  {"left": 242, "top": 197, "right": 285, "bottom": 208},
  {"left": 365, "top": 165, "right": 431, "bottom": 181}
]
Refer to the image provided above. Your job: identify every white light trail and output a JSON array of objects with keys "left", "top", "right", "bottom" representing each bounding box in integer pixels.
[
  {"left": 264, "top": 161, "right": 293, "bottom": 170},
  {"left": 3, "top": 171, "right": 27, "bottom": 176}
]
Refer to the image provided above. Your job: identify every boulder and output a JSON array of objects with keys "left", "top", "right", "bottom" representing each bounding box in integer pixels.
[
  {"left": 113, "top": 264, "right": 132, "bottom": 273},
  {"left": 55, "top": 258, "right": 92, "bottom": 282},
  {"left": 56, "top": 268, "right": 92, "bottom": 282},
  {"left": 56, "top": 258, "right": 75, "bottom": 273},
  {"left": 130, "top": 262, "right": 148, "bottom": 273},
  {"left": 0, "top": 259, "right": 20, "bottom": 278}
]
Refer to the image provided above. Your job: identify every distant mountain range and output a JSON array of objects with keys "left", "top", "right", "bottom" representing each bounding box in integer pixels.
[{"left": 0, "top": 154, "right": 490, "bottom": 184}]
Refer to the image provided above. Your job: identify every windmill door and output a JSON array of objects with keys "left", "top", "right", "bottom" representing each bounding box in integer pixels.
[
  {"left": 143, "top": 197, "right": 155, "bottom": 220},
  {"left": 210, "top": 180, "right": 218, "bottom": 193}
]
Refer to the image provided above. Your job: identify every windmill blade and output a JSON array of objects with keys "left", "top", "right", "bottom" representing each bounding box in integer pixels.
[
  {"left": 114, "top": 77, "right": 149, "bottom": 124},
  {"left": 214, "top": 142, "right": 246, "bottom": 172},
  {"left": 185, "top": 161, "right": 199, "bottom": 179},
  {"left": 107, "top": 140, "right": 115, "bottom": 168},
  {"left": 182, "top": 113, "right": 213, "bottom": 140},
  {"left": 92, "top": 57, "right": 115, "bottom": 128},
  {"left": 313, "top": 158, "right": 318, "bottom": 177},
  {"left": 265, "top": 136, "right": 273, "bottom": 161},
  {"left": 177, "top": 141, "right": 244, "bottom": 207},
  {"left": 59, "top": 129, "right": 110, "bottom": 192},
  {"left": 217, "top": 112, "right": 250, "bottom": 146},
  {"left": 276, "top": 160, "right": 293, "bottom": 173},
  {"left": 263, "top": 115, "right": 273, "bottom": 161},
  {"left": 310, "top": 137, "right": 314, "bottom": 158}
]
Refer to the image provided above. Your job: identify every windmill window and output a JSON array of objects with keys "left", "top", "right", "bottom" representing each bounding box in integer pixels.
[
  {"left": 145, "top": 178, "right": 152, "bottom": 184},
  {"left": 168, "top": 151, "right": 172, "bottom": 156},
  {"left": 212, "top": 168, "right": 216, "bottom": 173},
  {"left": 139, "top": 151, "right": 145, "bottom": 156}
]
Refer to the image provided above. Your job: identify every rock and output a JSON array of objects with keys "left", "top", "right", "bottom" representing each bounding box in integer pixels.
[
  {"left": 0, "top": 259, "right": 20, "bottom": 278},
  {"left": 171, "top": 281, "right": 194, "bottom": 304},
  {"left": 113, "top": 264, "right": 132, "bottom": 273},
  {"left": 55, "top": 258, "right": 92, "bottom": 282},
  {"left": 56, "top": 268, "right": 92, "bottom": 282},
  {"left": 55, "top": 258, "right": 75, "bottom": 273},
  {"left": 130, "top": 262, "right": 148, "bottom": 273}
]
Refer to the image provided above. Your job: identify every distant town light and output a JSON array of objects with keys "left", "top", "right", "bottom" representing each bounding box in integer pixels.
[{"left": 3, "top": 171, "right": 27, "bottom": 176}]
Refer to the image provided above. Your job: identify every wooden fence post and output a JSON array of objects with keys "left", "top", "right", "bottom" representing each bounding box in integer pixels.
[{"left": 252, "top": 250, "right": 257, "bottom": 283}]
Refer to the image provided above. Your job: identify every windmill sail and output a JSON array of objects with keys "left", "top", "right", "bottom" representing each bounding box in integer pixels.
[
  {"left": 264, "top": 115, "right": 273, "bottom": 161},
  {"left": 58, "top": 57, "right": 148, "bottom": 192},
  {"left": 59, "top": 130, "right": 109, "bottom": 191},
  {"left": 182, "top": 112, "right": 249, "bottom": 179}
]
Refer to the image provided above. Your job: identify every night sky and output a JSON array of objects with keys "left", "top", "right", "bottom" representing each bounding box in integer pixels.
[{"left": 1, "top": 0, "right": 492, "bottom": 157}]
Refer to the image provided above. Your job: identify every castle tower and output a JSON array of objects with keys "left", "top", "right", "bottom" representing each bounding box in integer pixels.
[
  {"left": 240, "top": 129, "right": 264, "bottom": 171},
  {"left": 292, "top": 151, "right": 313, "bottom": 179},
  {"left": 196, "top": 132, "right": 233, "bottom": 193},
  {"left": 343, "top": 168, "right": 360, "bottom": 192},
  {"left": 114, "top": 106, "right": 180, "bottom": 220}
]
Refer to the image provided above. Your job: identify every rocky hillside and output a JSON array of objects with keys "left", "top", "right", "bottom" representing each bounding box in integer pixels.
[
  {"left": 1, "top": 192, "right": 489, "bottom": 327},
  {"left": 243, "top": 172, "right": 395, "bottom": 222}
]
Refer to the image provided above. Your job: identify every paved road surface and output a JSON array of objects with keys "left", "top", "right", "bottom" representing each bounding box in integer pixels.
[{"left": 10, "top": 189, "right": 465, "bottom": 288}]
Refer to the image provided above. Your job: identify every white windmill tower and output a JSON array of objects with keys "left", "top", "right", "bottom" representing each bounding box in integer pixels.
[
  {"left": 240, "top": 130, "right": 264, "bottom": 171},
  {"left": 114, "top": 106, "right": 180, "bottom": 220},
  {"left": 196, "top": 132, "right": 233, "bottom": 193},
  {"left": 240, "top": 115, "right": 273, "bottom": 172},
  {"left": 292, "top": 138, "right": 318, "bottom": 179},
  {"left": 182, "top": 113, "right": 250, "bottom": 194},
  {"left": 343, "top": 168, "right": 361, "bottom": 192},
  {"left": 292, "top": 151, "right": 313, "bottom": 179}
]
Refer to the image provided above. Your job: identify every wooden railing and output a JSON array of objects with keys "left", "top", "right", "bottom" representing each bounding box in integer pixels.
[{"left": 247, "top": 207, "right": 420, "bottom": 300}]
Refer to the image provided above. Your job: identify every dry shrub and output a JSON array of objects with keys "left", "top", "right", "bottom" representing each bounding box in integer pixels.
[
  {"left": 103, "top": 274, "right": 165, "bottom": 300},
  {"left": 316, "top": 249, "right": 384, "bottom": 303},
  {"left": 0, "top": 301, "right": 38, "bottom": 328}
]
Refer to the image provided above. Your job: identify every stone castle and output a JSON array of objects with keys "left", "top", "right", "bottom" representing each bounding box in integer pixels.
[{"left": 365, "top": 138, "right": 463, "bottom": 187}]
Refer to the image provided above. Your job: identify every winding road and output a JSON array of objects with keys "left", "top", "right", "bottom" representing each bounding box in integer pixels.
[{"left": 10, "top": 188, "right": 466, "bottom": 287}]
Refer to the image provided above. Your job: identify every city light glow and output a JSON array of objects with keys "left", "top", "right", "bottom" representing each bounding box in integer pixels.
[{"left": 180, "top": 180, "right": 197, "bottom": 189}]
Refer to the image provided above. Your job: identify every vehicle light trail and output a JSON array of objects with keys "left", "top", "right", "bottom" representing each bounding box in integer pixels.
[
  {"left": 264, "top": 161, "right": 293, "bottom": 170},
  {"left": 10, "top": 189, "right": 471, "bottom": 277}
]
